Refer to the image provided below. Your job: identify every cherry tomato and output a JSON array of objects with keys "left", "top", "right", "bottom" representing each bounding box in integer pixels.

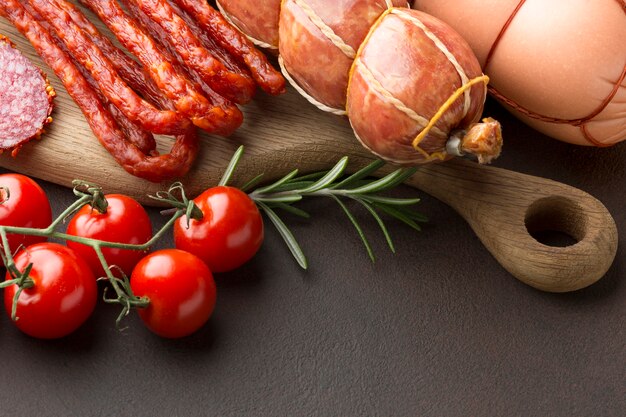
[
  {"left": 67, "top": 194, "right": 152, "bottom": 277},
  {"left": 130, "top": 249, "right": 216, "bottom": 338},
  {"left": 174, "top": 186, "right": 263, "bottom": 273},
  {"left": 4, "top": 243, "right": 97, "bottom": 339},
  {"left": 0, "top": 174, "right": 52, "bottom": 257}
]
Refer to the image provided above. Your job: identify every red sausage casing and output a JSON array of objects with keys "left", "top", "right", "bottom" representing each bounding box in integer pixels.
[
  {"left": 217, "top": 0, "right": 281, "bottom": 49},
  {"left": 279, "top": 0, "right": 408, "bottom": 112},
  {"left": 347, "top": 9, "right": 488, "bottom": 164}
]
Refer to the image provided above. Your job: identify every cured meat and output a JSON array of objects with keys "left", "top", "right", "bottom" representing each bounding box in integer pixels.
[
  {"left": 166, "top": 0, "right": 249, "bottom": 76},
  {"left": 173, "top": 0, "right": 286, "bottom": 95},
  {"left": 1, "top": 0, "right": 286, "bottom": 180},
  {"left": 118, "top": 0, "right": 244, "bottom": 135},
  {"left": 26, "top": 0, "right": 191, "bottom": 136},
  {"left": 20, "top": 0, "right": 157, "bottom": 155},
  {"left": 43, "top": 0, "right": 166, "bottom": 109},
  {"left": 347, "top": 9, "right": 501, "bottom": 164},
  {"left": 124, "top": 0, "right": 256, "bottom": 104},
  {"left": 0, "top": 0, "right": 199, "bottom": 182},
  {"left": 216, "top": 0, "right": 281, "bottom": 50},
  {"left": 79, "top": 0, "right": 242, "bottom": 134},
  {"left": 0, "top": 34, "right": 55, "bottom": 155},
  {"left": 279, "top": 0, "right": 408, "bottom": 112}
]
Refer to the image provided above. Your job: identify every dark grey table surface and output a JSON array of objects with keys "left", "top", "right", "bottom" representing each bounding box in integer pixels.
[{"left": 0, "top": 100, "right": 624, "bottom": 416}]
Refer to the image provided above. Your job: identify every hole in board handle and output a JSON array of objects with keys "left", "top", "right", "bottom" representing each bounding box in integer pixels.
[{"left": 524, "top": 196, "right": 587, "bottom": 248}]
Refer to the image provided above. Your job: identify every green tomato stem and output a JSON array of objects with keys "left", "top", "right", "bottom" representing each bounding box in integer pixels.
[
  {"left": 1, "top": 204, "right": 184, "bottom": 252},
  {"left": 0, "top": 183, "right": 190, "bottom": 325}
]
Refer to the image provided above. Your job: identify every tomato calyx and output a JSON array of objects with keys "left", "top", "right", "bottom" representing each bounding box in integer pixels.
[
  {"left": 0, "top": 259, "right": 35, "bottom": 321},
  {"left": 101, "top": 267, "right": 150, "bottom": 329},
  {"left": 148, "top": 182, "right": 203, "bottom": 227},
  {"left": 72, "top": 179, "right": 109, "bottom": 215}
]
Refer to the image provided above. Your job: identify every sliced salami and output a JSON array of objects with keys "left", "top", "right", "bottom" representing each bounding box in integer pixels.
[{"left": 0, "top": 34, "right": 55, "bottom": 154}]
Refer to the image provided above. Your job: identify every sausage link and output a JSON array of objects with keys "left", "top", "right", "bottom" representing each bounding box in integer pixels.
[
  {"left": 21, "top": 0, "right": 157, "bottom": 155},
  {"left": 26, "top": 0, "right": 190, "bottom": 136},
  {"left": 79, "top": 0, "right": 242, "bottom": 134},
  {"left": 118, "top": 0, "right": 244, "bottom": 135},
  {"left": 124, "top": 0, "right": 256, "bottom": 104},
  {"left": 172, "top": 0, "right": 286, "bottom": 95},
  {"left": 46, "top": 0, "right": 167, "bottom": 111},
  {"left": 166, "top": 0, "right": 249, "bottom": 77},
  {"left": 1, "top": 0, "right": 198, "bottom": 182}
]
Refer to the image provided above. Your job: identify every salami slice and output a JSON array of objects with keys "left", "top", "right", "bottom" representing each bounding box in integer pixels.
[{"left": 0, "top": 34, "right": 55, "bottom": 155}]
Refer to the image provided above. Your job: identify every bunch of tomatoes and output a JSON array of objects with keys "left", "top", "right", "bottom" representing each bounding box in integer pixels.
[{"left": 0, "top": 173, "right": 264, "bottom": 339}]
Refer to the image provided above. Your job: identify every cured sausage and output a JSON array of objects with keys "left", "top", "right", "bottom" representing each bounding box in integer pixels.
[
  {"left": 215, "top": 0, "right": 281, "bottom": 50},
  {"left": 347, "top": 9, "right": 500, "bottom": 164},
  {"left": 117, "top": 0, "right": 244, "bottom": 136},
  {"left": 44, "top": 0, "right": 241, "bottom": 140},
  {"left": 79, "top": 0, "right": 242, "bottom": 134},
  {"left": 0, "top": 34, "right": 55, "bottom": 155},
  {"left": 44, "top": 0, "right": 167, "bottom": 110},
  {"left": 26, "top": 0, "right": 191, "bottom": 136},
  {"left": 279, "top": 0, "right": 408, "bottom": 112},
  {"left": 173, "top": 0, "right": 286, "bottom": 95},
  {"left": 123, "top": 0, "right": 256, "bottom": 104},
  {"left": 20, "top": 0, "right": 157, "bottom": 155},
  {"left": 162, "top": 0, "right": 249, "bottom": 77},
  {"left": 0, "top": 0, "right": 199, "bottom": 182}
]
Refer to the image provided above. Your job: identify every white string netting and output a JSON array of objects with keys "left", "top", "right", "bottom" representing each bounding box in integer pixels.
[
  {"left": 278, "top": 56, "right": 347, "bottom": 116},
  {"left": 215, "top": 0, "right": 278, "bottom": 50}
]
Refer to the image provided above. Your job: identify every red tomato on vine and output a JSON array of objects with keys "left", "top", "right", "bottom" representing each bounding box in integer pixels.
[
  {"left": 3, "top": 243, "right": 97, "bottom": 339},
  {"left": 130, "top": 249, "right": 217, "bottom": 338},
  {"left": 66, "top": 194, "right": 152, "bottom": 276},
  {"left": 174, "top": 186, "right": 264, "bottom": 273},
  {"left": 0, "top": 174, "right": 52, "bottom": 257}
]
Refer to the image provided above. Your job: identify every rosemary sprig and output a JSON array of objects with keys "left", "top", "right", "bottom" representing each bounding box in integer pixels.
[{"left": 240, "top": 150, "right": 427, "bottom": 269}]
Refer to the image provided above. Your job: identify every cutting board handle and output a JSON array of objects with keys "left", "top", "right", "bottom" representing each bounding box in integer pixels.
[{"left": 406, "top": 158, "right": 618, "bottom": 292}]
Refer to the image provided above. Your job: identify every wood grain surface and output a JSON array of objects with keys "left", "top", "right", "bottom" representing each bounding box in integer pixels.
[{"left": 0, "top": 7, "right": 618, "bottom": 292}]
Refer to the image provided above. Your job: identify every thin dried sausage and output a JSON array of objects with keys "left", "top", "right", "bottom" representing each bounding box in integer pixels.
[
  {"left": 21, "top": 0, "right": 157, "bottom": 155},
  {"left": 168, "top": 0, "right": 252, "bottom": 76},
  {"left": 1, "top": 0, "right": 199, "bottom": 182},
  {"left": 173, "top": 0, "right": 286, "bottom": 95},
  {"left": 80, "top": 0, "right": 242, "bottom": 134},
  {"left": 46, "top": 0, "right": 167, "bottom": 111},
  {"left": 26, "top": 0, "right": 191, "bottom": 136},
  {"left": 125, "top": 0, "right": 256, "bottom": 104},
  {"left": 118, "top": 0, "right": 244, "bottom": 136}
]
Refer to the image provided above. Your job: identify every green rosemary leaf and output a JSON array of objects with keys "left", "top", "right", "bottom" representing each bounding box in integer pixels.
[
  {"left": 374, "top": 203, "right": 423, "bottom": 232},
  {"left": 402, "top": 209, "right": 429, "bottom": 223},
  {"left": 381, "top": 204, "right": 429, "bottom": 222},
  {"left": 290, "top": 170, "right": 329, "bottom": 182},
  {"left": 219, "top": 145, "right": 245, "bottom": 186},
  {"left": 269, "top": 202, "right": 311, "bottom": 219},
  {"left": 253, "top": 169, "right": 299, "bottom": 194},
  {"left": 360, "top": 195, "right": 421, "bottom": 206},
  {"left": 253, "top": 194, "right": 303, "bottom": 204},
  {"left": 332, "top": 159, "right": 386, "bottom": 189},
  {"left": 268, "top": 181, "right": 316, "bottom": 193},
  {"left": 356, "top": 199, "right": 395, "bottom": 253},
  {"left": 300, "top": 157, "right": 349, "bottom": 193},
  {"left": 240, "top": 173, "right": 265, "bottom": 192},
  {"left": 344, "top": 167, "right": 417, "bottom": 195},
  {"left": 258, "top": 202, "right": 308, "bottom": 269},
  {"left": 330, "top": 195, "right": 375, "bottom": 262},
  {"left": 381, "top": 167, "right": 419, "bottom": 190}
]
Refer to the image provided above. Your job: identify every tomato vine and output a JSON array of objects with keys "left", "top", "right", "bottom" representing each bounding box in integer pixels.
[{"left": 0, "top": 146, "right": 426, "bottom": 336}]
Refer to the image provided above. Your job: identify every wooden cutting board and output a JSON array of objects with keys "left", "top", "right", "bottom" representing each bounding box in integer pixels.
[{"left": 0, "top": 10, "right": 618, "bottom": 293}]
